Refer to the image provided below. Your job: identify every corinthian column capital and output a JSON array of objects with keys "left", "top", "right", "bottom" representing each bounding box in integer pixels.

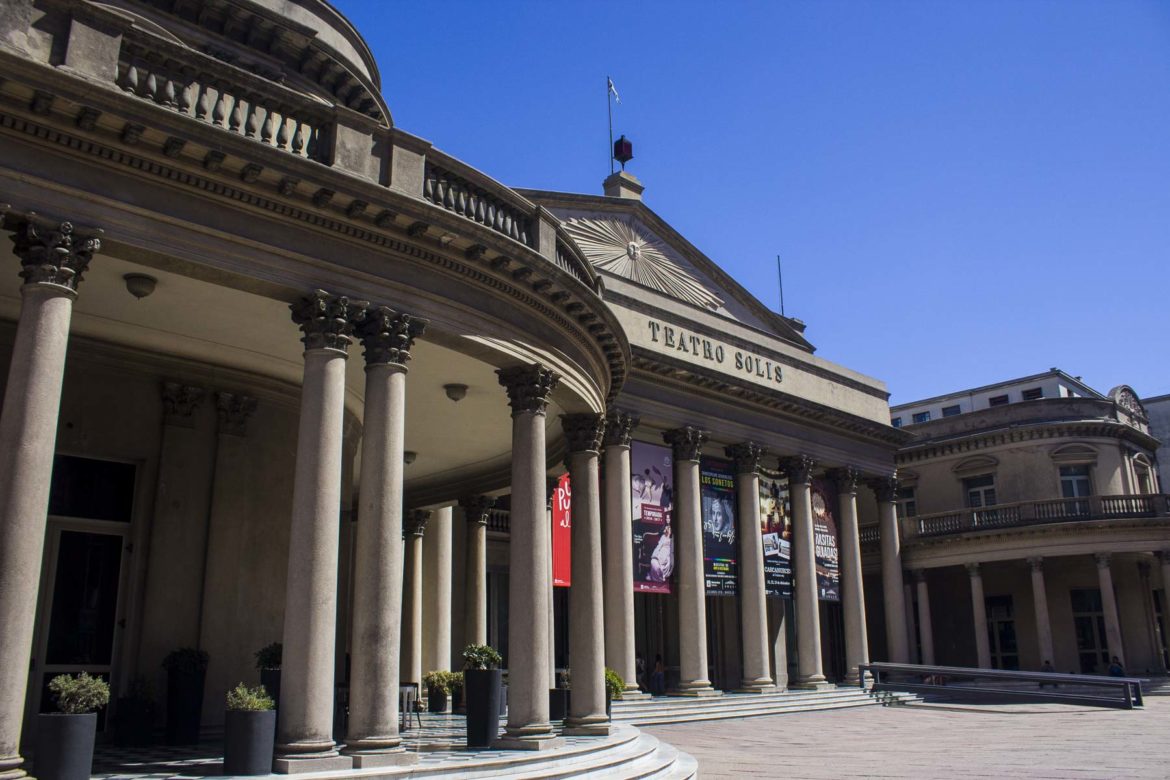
[
  {"left": 867, "top": 474, "right": 899, "bottom": 503},
  {"left": 781, "top": 455, "right": 817, "bottom": 486},
  {"left": 562, "top": 413, "right": 606, "bottom": 457},
  {"left": 356, "top": 305, "right": 427, "bottom": 368},
  {"left": 216, "top": 391, "right": 258, "bottom": 436},
  {"left": 161, "top": 381, "right": 205, "bottom": 427},
  {"left": 497, "top": 363, "right": 560, "bottom": 416},
  {"left": 459, "top": 495, "right": 496, "bottom": 526},
  {"left": 663, "top": 426, "right": 706, "bottom": 462},
  {"left": 603, "top": 410, "right": 639, "bottom": 448},
  {"left": 830, "top": 467, "right": 862, "bottom": 495},
  {"left": 725, "top": 442, "right": 766, "bottom": 475},
  {"left": 8, "top": 215, "right": 102, "bottom": 293},
  {"left": 404, "top": 509, "right": 430, "bottom": 539},
  {"left": 290, "top": 289, "right": 368, "bottom": 353}
]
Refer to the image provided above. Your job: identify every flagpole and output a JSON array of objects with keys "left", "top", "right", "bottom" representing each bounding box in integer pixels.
[
  {"left": 777, "top": 254, "right": 786, "bottom": 316},
  {"left": 607, "top": 75, "right": 615, "bottom": 174}
]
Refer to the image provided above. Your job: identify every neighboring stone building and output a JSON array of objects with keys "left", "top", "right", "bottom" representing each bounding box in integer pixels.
[
  {"left": 1146, "top": 394, "right": 1170, "bottom": 491},
  {"left": 867, "top": 370, "right": 1169, "bottom": 676},
  {"left": 0, "top": 2, "right": 909, "bottom": 776}
]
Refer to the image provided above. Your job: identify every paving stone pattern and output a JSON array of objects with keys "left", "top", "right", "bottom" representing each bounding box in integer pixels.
[{"left": 644, "top": 698, "right": 1170, "bottom": 779}]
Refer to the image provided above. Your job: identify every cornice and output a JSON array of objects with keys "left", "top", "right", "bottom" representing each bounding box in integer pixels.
[{"left": 896, "top": 419, "right": 1159, "bottom": 464}]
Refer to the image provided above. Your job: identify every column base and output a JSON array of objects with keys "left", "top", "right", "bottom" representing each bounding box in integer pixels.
[
  {"left": 564, "top": 713, "right": 611, "bottom": 736},
  {"left": 273, "top": 755, "right": 354, "bottom": 774},
  {"left": 494, "top": 733, "right": 566, "bottom": 751},
  {"left": 619, "top": 690, "right": 651, "bottom": 700},
  {"left": 790, "top": 677, "right": 834, "bottom": 691},
  {"left": 667, "top": 682, "right": 722, "bottom": 698},
  {"left": 349, "top": 751, "right": 419, "bottom": 769},
  {"left": 735, "top": 681, "right": 778, "bottom": 694},
  {"left": 0, "top": 754, "right": 26, "bottom": 780}
]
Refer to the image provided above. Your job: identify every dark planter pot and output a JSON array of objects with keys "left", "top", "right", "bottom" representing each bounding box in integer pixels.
[
  {"left": 223, "top": 709, "right": 276, "bottom": 776},
  {"left": 452, "top": 686, "right": 464, "bottom": 713},
  {"left": 548, "top": 688, "right": 570, "bottom": 721},
  {"left": 427, "top": 688, "right": 448, "bottom": 713},
  {"left": 499, "top": 683, "right": 508, "bottom": 717},
  {"left": 259, "top": 668, "right": 281, "bottom": 710},
  {"left": 606, "top": 691, "right": 612, "bottom": 718},
  {"left": 113, "top": 697, "right": 155, "bottom": 747},
  {"left": 464, "top": 669, "right": 501, "bottom": 748},
  {"left": 165, "top": 668, "right": 205, "bottom": 745},
  {"left": 35, "top": 712, "right": 97, "bottom": 780}
]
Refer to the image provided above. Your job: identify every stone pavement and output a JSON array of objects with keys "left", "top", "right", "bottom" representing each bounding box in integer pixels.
[{"left": 643, "top": 697, "right": 1170, "bottom": 779}]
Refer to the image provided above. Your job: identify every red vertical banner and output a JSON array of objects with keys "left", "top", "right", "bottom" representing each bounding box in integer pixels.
[{"left": 552, "top": 472, "right": 571, "bottom": 587}]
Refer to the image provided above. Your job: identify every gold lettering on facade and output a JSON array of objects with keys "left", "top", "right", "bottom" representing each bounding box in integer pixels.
[{"left": 646, "top": 319, "right": 781, "bottom": 384}]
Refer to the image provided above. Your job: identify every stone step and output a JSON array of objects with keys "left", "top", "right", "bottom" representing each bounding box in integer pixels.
[
  {"left": 612, "top": 689, "right": 881, "bottom": 718},
  {"left": 618, "top": 696, "right": 884, "bottom": 727},
  {"left": 612, "top": 687, "right": 871, "bottom": 711}
]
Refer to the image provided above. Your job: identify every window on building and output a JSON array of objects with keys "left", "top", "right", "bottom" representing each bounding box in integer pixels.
[
  {"left": 912, "top": 411, "right": 931, "bottom": 424},
  {"left": 963, "top": 474, "right": 997, "bottom": 509},
  {"left": 942, "top": 405, "right": 961, "bottom": 418},
  {"left": 1135, "top": 460, "right": 1154, "bottom": 494},
  {"left": 1070, "top": 589, "right": 1109, "bottom": 673},
  {"left": 894, "top": 487, "right": 917, "bottom": 519},
  {"left": 985, "top": 595, "right": 1019, "bottom": 670},
  {"left": 891, "top": 417, "right": 902, "bottom": 428},
  {"left": 1059, "top": 465, "right": 1092, "bottom": 500},
  {"left": 1022, "top": 387, "right": 1043, "bottom": 401},
  {"left": 988, "top": 394, "right": 1009, "bottom": 407}
]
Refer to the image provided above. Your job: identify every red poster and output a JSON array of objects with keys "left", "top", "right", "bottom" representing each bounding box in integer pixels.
[{"left": 552, "top": 472, "right": 571, "bottom": 587}]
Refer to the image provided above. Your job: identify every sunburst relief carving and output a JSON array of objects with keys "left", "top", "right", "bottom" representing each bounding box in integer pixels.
[{"left": 564, "top": 217, "right": 723, "bottom": 310}]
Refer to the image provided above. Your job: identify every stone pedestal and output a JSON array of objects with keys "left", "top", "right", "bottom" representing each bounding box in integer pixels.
[
  {"left": 496, "top": 365, "right": 563, "bottom": 750},
  {"left": 277, "top": 291, "right": 365, "bottom": 770},
  {"left": 833, "top": 469, "right": 868, "bottom": 684},
  {"left": 562, "top": 414, "right": 609, "bottom": 736},
  {"left": 728, "top": 443, "right": 774, "bottom": 692},
  {"left": 0, "top": 219, "right": 98, "bottom": 780},
  {"left": 664, "top": 427, "right": 719, "bottom": 696},
  {"left": 785, "top": 456, "right": 825, "bottom": 687},
  {"left": 344, "top": 307, "right": 424, "bottom": 765}
]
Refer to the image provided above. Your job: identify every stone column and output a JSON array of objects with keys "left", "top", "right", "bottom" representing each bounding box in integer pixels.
[
  {"left": 277, "top": 290, "right": 365, "bottom": 771},
  {"left": 460, "top": 496, "right": 494, "bottom": 649},
  {"left": 0, "top": 218, "right": 99, "bottom": 780},
  {"left": 602, "top": 410, "right": 643, "bottom": 698},
  {"left": 562, "top": 414, "right": 609, "bottom": 735},
  {"left": 728, "top": 442, "right": 774, "bottom": 692},
  {"left": 871, "top": 476, "right": 909, "bottom": 664},
  {"left": 496, "top": 364, "right": 562, "bottom": 750},
  {"left": 1160, "top": 551, "right": 1170, "bottom": 664},
  {"left": 344, "top": 306, "right": 424, "bottom": 767},
  {"left": 913, "top": 570, "right": 935, "bottom": 665},
  {"left": 1028, "top": 557, "right": 1055, "bottom": 669},
  {"left": 785, "top": 456, "right": 826, "bottom": 687},
  {"left": 401, "top": 511, "right": 429, "bottom": 688},
  {"left": 832, "top": 468, "right": 869, "bottom": 684},
  {"left": 903, "top": 583, "right": 919, "bottom": 664},
  {"left": 545, "top": 477, "right": 557, "bottom": 685},
  {"left": 423, "top": 506, "right": 453, "bottom": 675},
  {"left": 664, "top": 426, "right": 719, "bottom": 696},
  {"left": 966, "top": 563, "right": 991, "bottom": 668},
  {"left": 769, "top": 600, "right": 790, "bottom": 690},
  {"left": 1095, "top": 553, "right": 1125, "bottom": 665}
]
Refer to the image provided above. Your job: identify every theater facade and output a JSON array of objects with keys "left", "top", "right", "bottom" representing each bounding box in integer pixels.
[{"left": 0, "top": 0, "right": 920, "bottom": 776}]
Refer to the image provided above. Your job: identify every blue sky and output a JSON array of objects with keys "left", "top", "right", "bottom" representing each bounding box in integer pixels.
[{"left": 334, "top": 0, "right": 1170, "bottom": 404}]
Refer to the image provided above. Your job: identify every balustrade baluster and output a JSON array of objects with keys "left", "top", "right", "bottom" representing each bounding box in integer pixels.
[
  {"left": 212, "top": 89, "right": 227, "bottom": 125},
  {"left": 306, "top": 125, "right": 318, "bottom": 159},
  {"left": 228, "top": 94, "right": 243, "bottom": 131},
  {"left": 162, "top": 76, "right": 177, "bottom": 107},
  {"left": 276, "top": 112, "right": 291, "bottom": 150},
  {"left": 291, "top": 120, "right": 306, "bottom": 154},
  {"left": 423, "top": 175, "right": 435, "bottom": 202},
  {"left": 176, "top": 81, "right": 193, "bottom": 114},
  {"left": 144, "top": 70, "right": 158, "bottom": 101},
  {"left": 245, "top": 98, "right": 261, "bottom": 138},
  {"left": 260, "top": 106, "right": 274, "bottom": 143}
]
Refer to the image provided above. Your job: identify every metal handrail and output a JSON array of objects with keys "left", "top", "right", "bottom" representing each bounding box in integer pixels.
[{"left": 860, "top": 662, "right": 1145, "bottom": 710}]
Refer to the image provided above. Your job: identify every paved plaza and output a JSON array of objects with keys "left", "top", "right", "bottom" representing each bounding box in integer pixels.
[{"left": 645, "top": 698, "right": 1170, "bottom": 779}]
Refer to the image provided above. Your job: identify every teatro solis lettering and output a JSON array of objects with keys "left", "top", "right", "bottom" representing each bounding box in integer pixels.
[{"left": 647, "top": 320, "right": 783, "bottom": 383}]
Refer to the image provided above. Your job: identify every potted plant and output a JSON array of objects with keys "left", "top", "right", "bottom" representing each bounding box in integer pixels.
[
  {"left": 462, "top": 643, "right": 502, "bottom": 748},
  {"left": 223, "top": 683, "right": 276, "bottom": 775},
  {"left": 450, "top": 672, "right": 465, "bottom": 713},
  {"left": 254, "top": 642, "right": 282, "bottom": 709},
  {"left": 549, "top": 668, "right": 570, "bottom": 721},
  {"left": 605, "top": 668, "right": 625, "bottom": 717},
  {"left": 422, "top": 670, "right": 452, "bottom": 713},
  {"left": 162, "top": 647, "right": 208, "bottom": 745},
  {"left": 113, "top": 677, "right": 155, "bottom": 747},
  {"left": 34, "top": 672, "right": 110, "bottom": 780}
]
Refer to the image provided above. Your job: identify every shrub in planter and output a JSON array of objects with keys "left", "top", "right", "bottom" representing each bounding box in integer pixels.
[
  {"left": 450, "top": 672, "right": 465, "bottom": 712},
  {"left": 461, "top": 644, "right": 502, "bottom": 748},
  {"left": 422, "top": 670, "right": 453, "bottom": 713},
  {"left": 162, "top": 647, "right": 208, "bottom": 745},
  {"left": 35, "top": 672, "right": 110, "bottom": 780},
  {"left": 113, "top": 677, "right": 155, "bottom": 747},
  {"left": 605, "top": 668, "right": 625, "bottom": 717},
  {"left": 223, "top": 683, "right": 276, "bottom": 776},
  {"left": 253, "top": 642, "right": 282, "bottom": 709}
]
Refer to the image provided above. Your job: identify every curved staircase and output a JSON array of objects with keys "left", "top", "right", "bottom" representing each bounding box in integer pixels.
[{"left": 611, "top": 685, "right": 918, "bottom": 726}]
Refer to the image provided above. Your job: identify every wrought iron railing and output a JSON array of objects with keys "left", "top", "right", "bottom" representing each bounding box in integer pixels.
[{"left": 903, "top": 494, "right": 1169, "bottom": 540}]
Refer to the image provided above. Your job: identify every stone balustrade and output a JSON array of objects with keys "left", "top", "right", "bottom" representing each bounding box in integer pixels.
[
  {"left": 486, "top": 507, "right": 511, "bottom": 535},
  {"left": 901, "top": 494, "right": 1170, "bottom": 540},
  {"left": 423, "top": 154, "right": 533, "bottom": 246}
]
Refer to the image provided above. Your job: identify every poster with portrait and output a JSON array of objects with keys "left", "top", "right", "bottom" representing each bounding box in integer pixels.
[
  {"left": 551, "top": 472, "right": 571, "bottom": 587},
  {"left": 810, "top": 478, "right": 840, "bottom": 601},
  {"left": 700, "top": 458, "right": 738, "bottom": 596},
  {"left": 631, "top": 441, "right": 674, "bottom": 594},
  {"left": 759, "top": 473, "right": 792, "bottom": 598}
]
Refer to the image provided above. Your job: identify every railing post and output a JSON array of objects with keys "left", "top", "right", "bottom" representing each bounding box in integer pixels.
[{"left": 388, "top": 130, "right": 431, "bottom": 197}]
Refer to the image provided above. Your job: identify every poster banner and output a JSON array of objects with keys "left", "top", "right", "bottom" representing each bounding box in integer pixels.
[
  {"left": 759, "top": 473, "right": 793, "bottom": 599},
  {"left": 811, "top": 478, "right": 840, "bottom": 601},
  {"left": 631, "top": 441, "right": 674, "bottom": 594},
  {"left": 700, "top": 458, "right": 738, "bottom": 596},
  {"left": 552, "top": 472, "right": 571, "bottom": 587}
]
